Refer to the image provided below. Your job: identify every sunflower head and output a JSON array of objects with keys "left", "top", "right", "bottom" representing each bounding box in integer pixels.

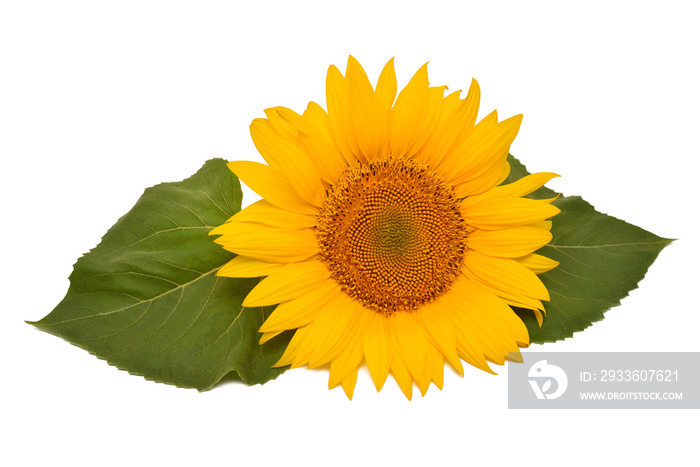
[{"left": 211, "top": 56, "right": 560, "bottom": 400}]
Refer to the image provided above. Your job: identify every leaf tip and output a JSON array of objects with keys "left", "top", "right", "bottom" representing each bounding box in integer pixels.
[{"left": 25, "top": 319, "right": 45, "bottom": 329}]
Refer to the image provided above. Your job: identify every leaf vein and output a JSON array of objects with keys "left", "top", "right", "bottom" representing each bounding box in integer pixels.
[{"left": 44, "top": 267, "right": 222, "bottom": 326}]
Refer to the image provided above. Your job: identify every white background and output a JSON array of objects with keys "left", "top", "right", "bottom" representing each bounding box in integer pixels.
[{"left": 2, "top": 1, "right": 698, "bottom": 465}]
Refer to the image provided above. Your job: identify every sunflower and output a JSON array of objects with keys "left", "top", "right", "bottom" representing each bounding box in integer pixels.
[{"left": 210, "top": 57, "right": 560, "bottom": 399}]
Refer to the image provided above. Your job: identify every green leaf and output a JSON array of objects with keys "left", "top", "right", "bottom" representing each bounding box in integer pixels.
[
  {"left": 29, "top": 159, "right": 291, "bottom": 390},
  {"left": 506, "top": 154, "right": 674, "bottom": 343}
]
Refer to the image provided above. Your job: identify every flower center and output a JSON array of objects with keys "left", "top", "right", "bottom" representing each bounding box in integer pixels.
[{"left": 316, "top": 156, "right": 467, "bottom": 313}]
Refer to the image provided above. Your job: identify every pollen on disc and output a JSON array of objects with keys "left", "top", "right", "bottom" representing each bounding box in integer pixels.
[{"left": 316, "top": 156, "right": 467, "bottom": 313}]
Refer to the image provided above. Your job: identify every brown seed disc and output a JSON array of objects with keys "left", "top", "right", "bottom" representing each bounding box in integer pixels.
[{"left": 316, "top": 156, "right": 467, "bottom": 313}]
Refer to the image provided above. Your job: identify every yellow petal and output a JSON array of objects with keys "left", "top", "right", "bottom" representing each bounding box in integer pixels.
[
  {"left": 250, "top": 119, "right": 325, "bottom": 207},
  {"left": 389, "top": 63, "right": 430, "bottom": 158},
  {"left": 375, "top": 57, "right": 397, "bottom": 114},
  {"left": 478, "top": 109, "right": 499, "bottom": 127},
  {"left": 531, "top": 308, "right": 544, "bottom": 327},
  {"left": 389, "top": 312, "right": 429, "bottom": 392},
  {"left": 328, "top": 318, "right": 366, "bottom": 389},
  {"left": 229, "top": 199, "right": 316, "bottom": 229},
  {"left": 406, "top": 85, "right": 447, "bottom": 158},
  {"left": 454, "top": 156, "right": 510, "bottom": 199},
  {"left": 217, "top": 255, "right": 286, "bottom": 278},
  {"left": 341, "top": 367, "right": 359, "bottom": 400},
  {"left": 501, "top": 296, "right": 546, "bottom": 312},
  {"left": 461, "top": 79, "right": 481, "bottom": 132},
  {"left": 455, "top": 335, "right": 496, "bottom": 375},
  {"left": 462, "top": 250, "right": 550, "bottom": 303},
  {"left": 259, "top": 330, "right": 283, "bottom": 345},
  {"left": 326, "top": 64, "right": 358, "bottom": 165},
  {"left": 490, "top": 172, "right": 558, "bottom": 199},
  {"left": 437, "top": 287, "right": 501, "bottom": 370},
  {"left": 362, "top": 312, "right": 393, "bottom": 391},
  {"left": 416, "top": 302, "right": 464, "bottom": 376},
  {"left": 461, "top": 196, "right": 560, "bottom": 230},
  {"left": 264, "top": 104, "right": 347, "bottom": 185},
  {"left": 467, "top": 225, "right": 553, "bottom": 258},
  {"left": 390, "top": 351, "right": 413, "bottom": 400},
  {"left": 532, "top": 220, "right": 553, "bottom": 231},
  {"left": 274, "top": 325, "right": 309, "bottom": 367},
  {"left": 344, "top": 55, "right": 387, "bottom": 162},
  {"left": 470, "top": 172, "right": 559, "bottom": 203},
  {"left": 443, "top": 113, "right": 522, "bottom": 187},
  {"left": 495, "top": 160, "right": 512, "bottom": 187},
  {"left": 243, "top": 260, "right": 330, "bottom": 307},
  {"left": 425, "top": 344, "right": 444, "bottom": 392},
  {"left": 293, "top": 292, "right": 363, "bottom": 369},
  {"left": 436, "top": 277, "right": 527, "bottom": 367},
  {"left": 516, "top": 253, "right": 560, "bottom": 274},
  {"left": 450, "top": 277, "right": 530, "bottom": 349},
  {"left": 419, "top": 79, "right": 481, "bottom": 168},
  {"left": 227, "top": 160, "right": 317, "bottom": 215},
  {"left": 299, "top": 102, "right": 348, "bottom": 184},
  {"left": 259, "top": 278, "right": 341, "bottom": 333},
  {"left": 263, "top": 107, "right": 299, "bottom": 141},
  {"left": 213, "top": 222, "right": 319, "bottom": 263}
]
